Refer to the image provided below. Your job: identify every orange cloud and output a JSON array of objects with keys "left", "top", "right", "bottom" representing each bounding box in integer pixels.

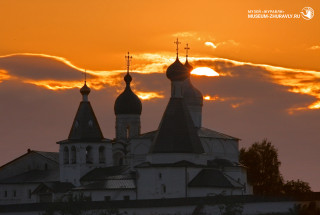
[
  {"left": 205, "top": 42, "right": 217, "bottom": 49},
  {"left": 23, "top": 75, "right": 124, "bottom": 91},
  {"left": 0, "top": 70, "right": 11, "bottom": 83},
  {"left": 136, "top": 91, "right": 164, "bottom": 100},
  {"left": 2, "top": 52, "right": 320, "bottom": 112},
  {"left": 309, "top": 45, "right": 320, "bottom": 50},
  {"left": 203, "top": 94, "right": 252, "bottom": 109}
]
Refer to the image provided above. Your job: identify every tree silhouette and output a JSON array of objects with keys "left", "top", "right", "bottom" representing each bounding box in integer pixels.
[
  {"left": 283, "top": 179, "right": 311, "bottom": 196},
  {"left": 240, "top": 139, "right": 283, "bottom": 196}
]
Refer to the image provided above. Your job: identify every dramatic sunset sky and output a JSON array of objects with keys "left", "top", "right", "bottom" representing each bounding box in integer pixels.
[{"left": 0, "top": 0, "right": 320, "bottom": 190}]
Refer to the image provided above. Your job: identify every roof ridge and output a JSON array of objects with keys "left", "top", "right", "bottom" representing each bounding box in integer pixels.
[{"left": 33, "top": 151, "right": 59, "bottom": 163}]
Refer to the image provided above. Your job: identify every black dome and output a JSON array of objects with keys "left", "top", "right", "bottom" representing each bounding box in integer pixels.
[
  {"left": 80, "top": 83, "right": 91, "bottom": 95},
  {"left": 166, "top": 58, "right": 189, "bottom": 81},
  {"left": 114, "top": 73, "right": 142, "bottom": 115},
  {"left": 184, "top": 59, "right": 193, "bottom": 76}
]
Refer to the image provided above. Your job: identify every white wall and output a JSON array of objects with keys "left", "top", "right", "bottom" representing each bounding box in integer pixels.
[
  {"left": 0, "top": 184, "right": 39, "bottom": 205},
  {"left": 59, "top": 142, "right": 113, "bottom": 186},
  {"left": 75, "top": 189, "right": 136, "bottom": 201},
  {"left": 128, "top": 138, "right": 151, "bottom": 168},
  {"left": 137, "top": 167, "right": 188, "bottom": 199},
  {"left": 188, "top": 187, "right": 243, "bottom": 197},
  {"left": 200, "top": 138, "right": 239, "bottom": 162}
]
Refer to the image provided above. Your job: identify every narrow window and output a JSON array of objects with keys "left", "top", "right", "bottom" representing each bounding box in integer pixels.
[
  {"left": 4, "top": 190, "right": 7, "bottom": 198},
  {"left": 44, "top": 163, "right": 48, "bottom": 170},
  {"left": 99, "top": 146, "right": 105, "bottom": 164},
  {"left": 63, "top": 147, "right": 69, "bottom": 164},
  {"left": 161, "top": 184, "right": 166, "bottom": 193},
  {"left": 113, "top": 152, "right": 124, "bottom": 166},
  {"left": 71, "top": 146, "right": 76, "bottom": 164},
  {"left": 123, "top": 195, "right": 130, "bottom": 201},
  {"left": 88, "top": 120, "right": 93, "bottom": 127},
  {"left": 28, "top": 190, "right": 32, "bottom": 199},
  {"left": 119, "top": 158, "right": 124, "bottom": 166},
  {"left": 13, "top": 190, "right": 16, "bottom": 197},
  {"left": 159, "top": 173, "right": 162, "bottom": 179},
  {"left": 126, "top": 126, "right": 130, "bottom": 139},
  {"left": 86, "top": 146, "right": 93, "bottom": 164}
]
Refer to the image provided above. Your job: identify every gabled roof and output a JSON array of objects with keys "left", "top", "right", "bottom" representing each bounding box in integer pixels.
[
  {"left": 67, "top": 101, "right": 104, "bottom": 142},
  {"left": 81, "top": 166, "right": 131, "bottom": 182},
  {"left": 188, "top": 169, "right": 242, "bottom": 188},
  {"left": 32, "top": 182, "right": 74, "bottom": 194},
  {"left": 198, "top": 127, "right": 239, "bottom": 140},
  {"left": 0, "top": 150, "right": 58, "bottom": 171},
  {"left": 150, "top": 98, "right": 204, "bottom": 154},
  {"left": 33, "top": 151, "right": 59, "bottom": 163},
  {"left": 0, "top": 169, "right": 59, "bottom": 184}
]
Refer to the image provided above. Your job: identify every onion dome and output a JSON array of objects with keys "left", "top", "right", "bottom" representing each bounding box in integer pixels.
[
  {"left": 80, "top": 82, "right": 91, "bottom": 102},
  {"left": 183, "top": 60, "right": 203, "bottom": 106},
  {"left": 80, "top": 83, "right": 91, "bottom": 96},
  {"left": 166, "top": 57, "right": 189, "bottom": 81},
  {"left": 114, "top": 72, "right": 142, "bottom": 115},
  {"left": 184, "top": 59, "right": 193, "bottom": 78}
]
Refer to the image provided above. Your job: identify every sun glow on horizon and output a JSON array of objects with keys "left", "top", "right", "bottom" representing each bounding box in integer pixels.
[
  {"left": 191, "top": 67, "right": 219, "bottom": 77},
  {"left": 203, "top": 95, "right": 224, "bottom": 101}
]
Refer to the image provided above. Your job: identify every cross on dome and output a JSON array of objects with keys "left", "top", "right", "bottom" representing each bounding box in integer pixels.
[
  {"left": 125, "top": 52, "right": 132, "bottom": 74},
  {"left": 174, "top": 38, "right": 181, "bottom": 57},
  {"left": 80, "top": 69, "right": 91, "bottom": 101},
  {"left": 185, "top": 43, "right": 190, "bottom": 60},
  {"left": 83, "top": 69, "right": 87, "bottom": 84}
]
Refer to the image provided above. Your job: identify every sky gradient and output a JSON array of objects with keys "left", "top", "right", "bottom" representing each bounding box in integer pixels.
[{"left": 0, "top": 0, "right": 320, "bottom": 190}]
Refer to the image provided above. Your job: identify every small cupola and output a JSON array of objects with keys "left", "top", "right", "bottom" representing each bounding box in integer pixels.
[
  {"left": 166, "top": 38, "right": 188, "bottom": 82},
  {"left": 80, "top": 82, "right": 91, "bottom": 102},
  {"left": 114, "top": 52, "right": 142, "bottom": 115}
]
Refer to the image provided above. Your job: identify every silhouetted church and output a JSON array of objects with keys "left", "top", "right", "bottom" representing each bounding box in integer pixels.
[{"left": 0, "top": 42, "right": 251, "bottom": 205}]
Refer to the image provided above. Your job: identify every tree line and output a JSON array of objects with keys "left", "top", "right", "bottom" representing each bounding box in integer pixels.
[{"left": 240, "top": 139, "right": 312, "bottom": 196}]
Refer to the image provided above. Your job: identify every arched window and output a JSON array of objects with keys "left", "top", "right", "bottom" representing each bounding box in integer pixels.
[
  {"left": 63, "top": 147, "right": 69, "bottom": 164},
  {"left": 126, "top": 125, "right": 130, "bottom": 139},
  {"left": 113, "top": 151, "right": 124, "bottom": 166},
  {"left": 71, "top": 146, "right": 76, "bottom": 164},
  {"left": 86, "top": 146, "right": 93, "bottom": 164},
  {"left": 99, "top": 146, "right": 105, "bottom": 164}
]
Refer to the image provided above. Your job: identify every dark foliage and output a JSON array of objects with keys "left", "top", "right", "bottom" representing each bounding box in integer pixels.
[
  {"left": 240, "top": 139, "right": 283, "bottom": 196},
  {"left": 283, "top": 180, "right": 312, "bottom": 196},
  {"left": 240, "top": 139, "right": 312, "bottom": 197}
]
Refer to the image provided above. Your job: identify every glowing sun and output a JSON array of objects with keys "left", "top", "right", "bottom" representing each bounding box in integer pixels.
[{"left": 191, "top": 67, "right": 219, "bottom": 77}]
